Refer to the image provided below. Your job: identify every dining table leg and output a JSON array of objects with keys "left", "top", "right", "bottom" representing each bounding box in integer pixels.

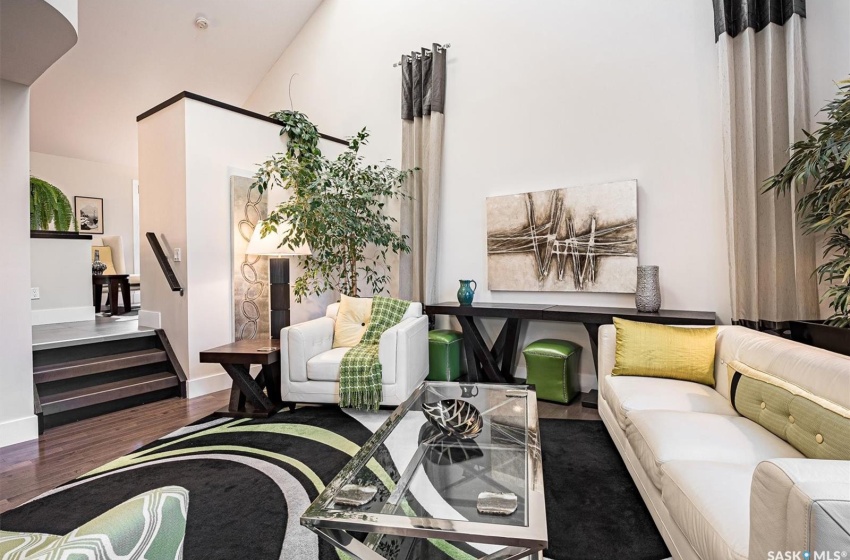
[
  {"left": 120, "top": 278, "right": 132, "bottom": 313},
  {"left": 107, "top": 277, "right": 122, "bottom": 316},
  {"left": 92, "top": 283, "right": 103, "bottom": 313}
]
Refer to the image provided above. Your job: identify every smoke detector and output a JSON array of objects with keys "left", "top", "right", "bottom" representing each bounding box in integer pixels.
[{"left": 195, "top": 16, "right": 209, "bottom": 30}]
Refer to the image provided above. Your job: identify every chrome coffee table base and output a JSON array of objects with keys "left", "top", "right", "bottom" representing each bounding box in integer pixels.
[
  {"left": 301, "top": 382, "right": 547, "bottom": 560},
  {"left": 314, "top": 526, "right": 543, "bottom": 560}
]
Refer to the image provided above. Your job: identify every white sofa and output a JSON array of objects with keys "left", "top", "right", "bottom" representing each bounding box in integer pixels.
[
  {"left": 279, "top": 300, "right": 429, "bottom": 406},
  {"left": 598, "top": 324, "right": 850, "bottom": 560}
]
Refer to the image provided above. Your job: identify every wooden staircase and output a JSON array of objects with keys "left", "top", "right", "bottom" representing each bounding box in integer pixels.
[{"left": 33, "top": 330, "right": 186, "bottom": 432}]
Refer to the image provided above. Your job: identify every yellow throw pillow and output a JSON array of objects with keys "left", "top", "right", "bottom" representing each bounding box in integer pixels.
[
  {"left": 612, "top": 317, "right": 718, "bottom": 386},
  {"left": 91, "top": 246, "right": 117, "bottom": 275},
  {"left": 333, "top": 295, "right": 373, "bottom": 348}
]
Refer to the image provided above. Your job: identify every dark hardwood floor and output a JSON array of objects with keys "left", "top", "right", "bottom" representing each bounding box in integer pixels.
[
  {"left": 0, "top": 389, "right": 598, "bottom": 515},
  {"left": 0, "top": 390, "right": 230, "bottom": 514}
]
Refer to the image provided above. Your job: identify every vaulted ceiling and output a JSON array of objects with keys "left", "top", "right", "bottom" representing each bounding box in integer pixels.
[{"left": 30, "top": 0, "right": 322, "bottom": 169}]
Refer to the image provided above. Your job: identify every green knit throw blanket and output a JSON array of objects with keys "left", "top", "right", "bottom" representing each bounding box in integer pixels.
[{"left": 339, "top": 296, "right": 411, "bottom": 410}]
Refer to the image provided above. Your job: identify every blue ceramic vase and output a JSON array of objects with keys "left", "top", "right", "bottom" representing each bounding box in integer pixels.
[{"left": 457, "top": 279, "right": 477, "bottom": 305}]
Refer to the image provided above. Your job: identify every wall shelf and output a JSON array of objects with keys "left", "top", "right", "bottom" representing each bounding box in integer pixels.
[{"left": 31, "top": 231, "right": 93, "bottom": 240}]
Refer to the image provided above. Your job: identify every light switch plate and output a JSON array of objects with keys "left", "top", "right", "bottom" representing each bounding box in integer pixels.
[
  {"left": 173, "top": 248, "right": 181, "bottom": 262},
  {"left": 31, "top": 287, "right": 40, "bottom": 300}
]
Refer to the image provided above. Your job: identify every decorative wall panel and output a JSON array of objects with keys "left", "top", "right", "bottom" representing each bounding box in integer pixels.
[{"left": 231, "top": 175, "right": 269, "bottom": 340}]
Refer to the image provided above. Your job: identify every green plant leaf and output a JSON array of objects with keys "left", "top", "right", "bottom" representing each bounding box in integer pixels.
[
  {"left": 251, "top": 117, "right": 411, "bottom": 302},
  {"left": 30, "top": 177, "right": 77, "bottom": 232}
]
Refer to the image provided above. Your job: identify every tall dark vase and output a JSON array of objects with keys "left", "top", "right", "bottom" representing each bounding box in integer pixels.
[
  {"left": 92, "top": 249, "right": 107, "bottom": 276},
  {"left": 635, "top": 266, "right": 661, "bottom": 313}
]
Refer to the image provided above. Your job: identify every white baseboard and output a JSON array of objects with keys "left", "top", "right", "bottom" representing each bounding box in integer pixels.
[
  {"left": 138, "top": 310, "right": 161, "bottom": 329},
  {"left": 31, "top": 306, "right": 95, "bottom": 325},
  {"left": 512, "top": 366, "right": 598, "bottom": 392},
  {"left": 186, "top": 372, "right": 232, "bottom": 398},
  {"left": 0, "top": 414, "right": 39, "bottom": 448}
]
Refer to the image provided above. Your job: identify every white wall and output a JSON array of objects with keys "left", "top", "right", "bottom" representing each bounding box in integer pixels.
[
  {"left": 30, "top": 151, "right": 138, "bottom": 271},
  {"left": 139, "top": 98, "right": 336, "bottom": 397},
  {"left": 30, "top": 237, "right": 95, "bottom": 324},
  {"left": 244, "top": 0, "right": 850, "bottom": 389},
  {"left": 139, "top": 100, "right": 190, "bottom": 381},
  {"left": 0, "top": 79, "right": 39, "bottom": 447},
  {"left": 805, "top": 1, "right": 850, "bottom": 319},
  {"left": 0, "top": 0, "right": 76, "bottom": 448}
]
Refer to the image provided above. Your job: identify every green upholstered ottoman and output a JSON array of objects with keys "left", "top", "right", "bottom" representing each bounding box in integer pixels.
[
  {"left": 428, "top": 329, "right": 463, "bottom": 381},
  {"left": 522, "top": 339, "right": 582, "bottom": 404}
]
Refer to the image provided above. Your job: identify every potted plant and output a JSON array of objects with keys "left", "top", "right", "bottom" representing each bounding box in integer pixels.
[
  {"left": 253, "top": 111, "right": 412, "bottom": 300},
  {"left": 763, "top": 79, "right": 850, "bottom": 355},
  {"left": 30, "top": 176, "right": 77, "bottom": 232}
]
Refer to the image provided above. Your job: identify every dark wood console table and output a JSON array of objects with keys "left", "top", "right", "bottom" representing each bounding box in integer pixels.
[{"left": 425, "top": 302, "right": 716, "bottom": 408}]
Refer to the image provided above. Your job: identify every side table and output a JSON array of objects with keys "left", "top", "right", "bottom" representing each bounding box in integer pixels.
[
  {"left": 92, "top": 274, "right": 131, "bottom": 315},
  {"left": 199, "top": 338, "right": 288, "bottom": 418}
]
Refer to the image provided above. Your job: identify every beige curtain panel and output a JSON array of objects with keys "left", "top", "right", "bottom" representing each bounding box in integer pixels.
[
  {"left": 399, "top": 44, "right": 446, "bottom": 305},
  {"left": 715, "top": 2, "right": 818, "bottom": 328}
]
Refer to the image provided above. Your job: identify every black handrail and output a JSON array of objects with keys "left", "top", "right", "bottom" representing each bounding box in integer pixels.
[{"left": 146, "top": 232, "right": 184, "bottom": 296}]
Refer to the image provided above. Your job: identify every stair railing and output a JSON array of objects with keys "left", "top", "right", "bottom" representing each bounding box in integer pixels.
[{"left": 146, "top": 232, "right": 184, "bottom": 296}]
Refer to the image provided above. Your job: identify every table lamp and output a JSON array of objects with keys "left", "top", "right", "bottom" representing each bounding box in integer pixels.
[{"left": 246, "top": 220, "right": 311, "bottom": 338}]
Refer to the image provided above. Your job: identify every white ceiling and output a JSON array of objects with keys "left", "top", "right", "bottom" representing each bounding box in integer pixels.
[{"left": 30, "top": 0, "right": 322, "bottom": 169}]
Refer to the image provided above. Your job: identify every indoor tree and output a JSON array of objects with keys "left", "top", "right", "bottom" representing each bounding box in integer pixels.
[
  {"left": 253, "top": 111, "right": 411, "bottom": 300},
  {"left": 30, "top": 176, "right": 77, "bottom": 232},
  {"left": 764, "top": 78, "right": 850, "bottom": 327}
]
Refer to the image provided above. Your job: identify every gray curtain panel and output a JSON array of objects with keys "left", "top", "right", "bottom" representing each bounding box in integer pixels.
[
  {"left": 715, "top": 0, "right": 818, "bottom": 328},
  {"left": 399, "top": 44, "right": 446, "bottom": 304}
]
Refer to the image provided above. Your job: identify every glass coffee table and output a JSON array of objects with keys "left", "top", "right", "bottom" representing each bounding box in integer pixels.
[{"left": 301, "top": 382, "right": 546, "bottom": 560}]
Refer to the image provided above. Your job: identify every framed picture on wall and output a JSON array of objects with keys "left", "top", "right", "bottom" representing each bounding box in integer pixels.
[{"left": 75, "top": 196, "right": 104, "bottom": 234}]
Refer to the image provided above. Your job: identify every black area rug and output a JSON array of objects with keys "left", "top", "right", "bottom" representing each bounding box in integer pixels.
[
  {"left": 540, "top": 419, "right": 668, "bottom": 560},
  {"left": 0, "top": 409, "right": 667, "bottom": 560}
]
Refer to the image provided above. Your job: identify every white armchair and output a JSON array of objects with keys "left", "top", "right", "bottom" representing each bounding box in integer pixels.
[{"left": 280, "top": 300, "right": 429, "bottom": 406}]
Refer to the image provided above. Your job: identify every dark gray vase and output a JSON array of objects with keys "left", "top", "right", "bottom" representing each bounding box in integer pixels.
[
  {"left": 92, "top": 249, "right": 107, "bottom": 276},
  {"left": 635, "top": 266, "right": 661, "bottom": 313}
]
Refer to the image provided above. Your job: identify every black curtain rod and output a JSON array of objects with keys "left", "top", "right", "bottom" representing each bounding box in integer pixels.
[
  {"left": 393, "top": 43, "right": 451, "bottom": 67},
  {"left": 136, "top": 91, "right": 348, "bottom": 146}
]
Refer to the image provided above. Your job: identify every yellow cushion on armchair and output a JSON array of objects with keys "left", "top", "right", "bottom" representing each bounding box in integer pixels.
[{"left": 333, "top": 295, "right": 373, "bottom": 348}]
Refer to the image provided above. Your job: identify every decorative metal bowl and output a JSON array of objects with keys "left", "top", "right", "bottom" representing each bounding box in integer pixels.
[{"left": 421, "top": 399, "right": 483, "bottom": 440}]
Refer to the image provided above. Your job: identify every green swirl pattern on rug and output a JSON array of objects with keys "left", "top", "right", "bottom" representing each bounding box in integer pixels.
[
  {"left": 0, "top": 407, "right": 478, "bottom": 560},
  {"left": 0, "top": 407, "right": 671, "bottom": 560}
]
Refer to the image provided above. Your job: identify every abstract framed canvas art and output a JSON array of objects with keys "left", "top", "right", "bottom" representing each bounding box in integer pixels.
[
  {"left": 486, "top": 180, "right": 638, "bottom": 293},
  {"left": 75, "top": 196, "right": 104, "bottom": 234}
]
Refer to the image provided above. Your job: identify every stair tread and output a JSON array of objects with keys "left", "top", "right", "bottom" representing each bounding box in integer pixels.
[
  {"left": 34, "top": 349, "right": 168, "bottom": 383},
  {"left": 40, "top": 372, "right": 178, "bottom": 406}
]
